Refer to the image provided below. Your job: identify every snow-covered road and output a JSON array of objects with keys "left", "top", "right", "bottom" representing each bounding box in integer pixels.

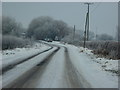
[
  {"left": 1, "top": 41, "right": 119, "bottom": 88},
  {"left": 21, "top": 47, "right": 67, "bottom": 88},
  {"left": 1, "top": 43, "right": 52, "bottom": 73},
  {"left": 2, "top": 46, "right": 86, "bottom": 88}
]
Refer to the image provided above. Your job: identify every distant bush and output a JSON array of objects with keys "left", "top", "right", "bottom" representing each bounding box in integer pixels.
[
  {"left": 97, "top": 34, "right": 114, "bottom": 41},
  {"left": 79, "top": 41, "right": 120, "bottom": 60},
  {"left": 2, "top": 35, "right": 31, "bottom": 50}
]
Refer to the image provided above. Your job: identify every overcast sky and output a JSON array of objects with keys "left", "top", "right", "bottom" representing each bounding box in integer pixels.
[{"left": 2, "top": 2, "right": 118, "bottom": 36}]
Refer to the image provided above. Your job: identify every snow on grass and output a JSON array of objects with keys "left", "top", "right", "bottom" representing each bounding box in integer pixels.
[
  {"left": 1, "top": 43, "right": 50, "bottom": 60},
  {"left": 66, "top": 44, "right": 118, "bottom": 88},
  {"left": 79, "top": 46, "right": 119, "bottom": 76}
]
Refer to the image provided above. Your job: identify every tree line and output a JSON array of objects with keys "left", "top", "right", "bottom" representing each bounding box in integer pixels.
[
  {"left": 1, "top": 16, "right": 117, "bottom": 50},
  {"left": 27, "top": 16, "right": 69, "bottom": 40}
]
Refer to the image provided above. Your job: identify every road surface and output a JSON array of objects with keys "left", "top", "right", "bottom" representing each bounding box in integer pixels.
[
  {"left": 1, "top": 42, "right": 118, "bottom": 89},
  {"left": 1, "top": 42, "right": 94, "bottom": 88}
]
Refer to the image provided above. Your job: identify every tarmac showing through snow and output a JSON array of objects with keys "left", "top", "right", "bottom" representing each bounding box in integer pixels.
[
  {"left": 21, "top": 47, "right": 67, "bottom": 88},
  {"left": 1, "top": 43, "right": 52, "bottom": 73},
  {"left": 1, "top": 41, "right": 119, "bottom": 88}
]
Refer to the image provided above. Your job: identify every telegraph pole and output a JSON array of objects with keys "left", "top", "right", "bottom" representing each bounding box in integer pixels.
[
  {"left": 73, "top": 25, "right": 75, "bottom": 41},
  {"left": 84, "top": 2, "right": 93, "bottom": 41},
  {"left": 96, "top": 27, "right": 98, "bottom": 40},
  {"left": 84, "top": 12, "right": 88, "bottom": 48}
]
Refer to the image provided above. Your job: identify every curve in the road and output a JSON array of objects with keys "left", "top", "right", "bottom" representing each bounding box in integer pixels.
[
  {"left": 2, "top": 43, "right": 92, "bottom": 88},
  {"left": 19, "top": 47, "right": 65, "bottom": 88},
  {"left": 2, "top": 47, "right": 60, "bottom": 88},
  {"left": 2, "top": 47, "right": 53, "bottom": 74}
]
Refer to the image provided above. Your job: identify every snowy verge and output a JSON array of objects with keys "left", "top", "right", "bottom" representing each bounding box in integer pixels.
[
  {"left": 2, "top": 47, "right": 57, "bottom": 88},
  {"left": 66, "top": 44, "right": 118, "bottom": 88},
  {"left": 79, "top": 47, "right": 119, "bottom": 76}
]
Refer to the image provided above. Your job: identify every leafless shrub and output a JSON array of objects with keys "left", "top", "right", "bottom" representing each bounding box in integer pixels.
[
  {"left": 2, "top": 35, "right": 31, "bottom": 50},
  {"left": 80, "top": 41, "right": 120, "bottom": 60}
]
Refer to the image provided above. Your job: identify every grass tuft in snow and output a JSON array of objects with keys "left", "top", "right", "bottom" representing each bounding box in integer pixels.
[{"left": 78, "top": 46, "right": 119, "bottom": 76}]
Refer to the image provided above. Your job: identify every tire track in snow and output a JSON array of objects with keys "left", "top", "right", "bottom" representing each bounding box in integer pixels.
[
  {"left": 2, "top": 47, "right": 60, "bottom": 88},
  {"left": 3, "top": 43, "right": 92, "bottom": 88},
  {"left": 64, "top": 47, "right": 81, "bottom": 88},
  {"left": 64, "top": 47, "right": 92, "bottom": 88},
  {"left": 2, "top": 47, "right": 53, "bottom": 74},
  {"left": 20, "top": 47, "right": 66, "bottom": 88}
]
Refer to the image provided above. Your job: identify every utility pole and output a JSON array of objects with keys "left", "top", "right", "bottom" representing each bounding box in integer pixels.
[
  {"left": 84, "top": 2, "right": 93, "bottom": 41},
  {"left": 96, "top": 27, "right": 98, "bottom": 40},
  {"left": 84, "top": 12, "right": 88, "bottom": 48},
  {"left": 73, "top": 25, "right": 75, "bottom": 41}
]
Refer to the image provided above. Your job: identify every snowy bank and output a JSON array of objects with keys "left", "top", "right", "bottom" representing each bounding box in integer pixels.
[{"left": 67, "top": 45, "right": 118, "bottom": 88}]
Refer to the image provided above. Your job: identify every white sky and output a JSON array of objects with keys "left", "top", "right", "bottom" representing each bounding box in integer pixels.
[
  {"left": 1, "top": 0, "right": 119, "bottom": 2},
  {"left": 2, "top": 1, "right": 118, "bottom": 36}
]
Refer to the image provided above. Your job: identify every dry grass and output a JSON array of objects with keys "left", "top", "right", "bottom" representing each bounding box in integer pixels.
[{"left": 79, "top": 41, "right": 120, "bottom": 60}]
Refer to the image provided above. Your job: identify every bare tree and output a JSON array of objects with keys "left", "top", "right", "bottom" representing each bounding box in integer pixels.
[
  {"left": 27, "top": 16, "right": 69, "bottom": 40},
  {"left": 2, "top": 16, "right": 24, "bottom": 37},
  {"left": 2, "top": 16, "right": 17, "bottom": 35}
]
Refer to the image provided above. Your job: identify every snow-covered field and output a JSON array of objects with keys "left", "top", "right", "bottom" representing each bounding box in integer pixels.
[{"left": 1, "top": 43, "right": 50, "bottom": 60}]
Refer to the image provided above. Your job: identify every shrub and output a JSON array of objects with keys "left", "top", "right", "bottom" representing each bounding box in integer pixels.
[
  {"left": 79, "top": 41, "right": 120, "bottom": 59},
  {"left": 2, "top": 35, "right": 31, "bottom": 50}
]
